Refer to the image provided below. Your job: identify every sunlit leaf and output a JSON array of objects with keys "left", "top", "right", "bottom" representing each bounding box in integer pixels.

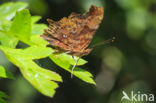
[
  {"left": 31, "top": 16, "right": 41, "bottom": 24},
  {"left": 20, "top": 46, "right": 53, "bottom": 59},
  {"left": 0, "top": 45, "right": 62, "bottom": 97},
  {"left": 30, "top": 35, "right": 48, "bottom": 46},
  {"left": 19, "top": 60, "right": 62, "bottom": 97},
  {"left": 0, "top": 20, "right": 11, "bottom": 31},
  {"left": 9, "top": 9, "right": 31, "bottom": 42},
  {"left": 49, "top": 55, "right": 95, "bottom": 85},
  {"left": 31, "top": 16, "right": 47, "bottom": 35},
  {"left": 0, "top": 32, "right": 18, "bottom": 48},
  {"left": 0, "top": 2, "right": 28, "bottom": 23},
  {"left": 31, "top": 24, "right": 47, "bottom": 35},
  {"left": 0, "top": 46, "right": 52, "bottom": 60},
  {"left": 0, "top": 20, "right": 18, "bottom": 48},
  {"left": 50, "top": 53, "right": 87, "bottom": 66}
]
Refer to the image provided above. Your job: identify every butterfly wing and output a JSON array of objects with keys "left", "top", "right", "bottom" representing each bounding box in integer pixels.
[
  {"left": 67, "top": 6, "right": 104, "bottom": 52},
  {"left": 41, "top": 5, "right": 104, "bottom": 56}
]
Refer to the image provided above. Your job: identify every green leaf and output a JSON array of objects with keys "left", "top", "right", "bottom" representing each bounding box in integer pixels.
[
  {"left": 49, "top": 55, "right": 96, "bottom": 85},
  {"left": 0, "top": 45, "right": 62, "bottom": 97},
  {"left": 18, "top": 46, "right": 53, "bottom": 59},
  {"left": 0, "top": 20, "right": 11, "bottom": 31},
  {"left": 0, "top": 65, "right": 15, "bottom": 79},
  {"left": 0, "top": 98, "right": 7, "bottom": 103},
  {"left": 31, "top": 16, "right": 41, "bottom": 24},
  {"left": 19, "top": 60, "right": 62, "bottom": 97},
  {"left": 30, "top": 35, "right": 49, "bottom": 46},
  {"left": 31, "top": 24, "right": 47, "bottom": 35},
  {"left": 0, "top": 91, "right": 9, "bottom": 99},
  {"left": 0, "top": 2, "right": 28, "bottom": 23},
  {"left": 0, "top": 91, "right": 9, "bottom": 103},
  {"left": 9, "top": 9, "right": 31, "bottom": 42},
  {"left": 0, "top": 20, "right": 18, "bottom": 48},
  {"left": 0, "top": 32, "right": 18, "bottom": 48},
  {"left": 50, "top": 52, "right": 87, "bottom": 66},
  {"left": 31, "top": 16, "right": 47, "bottom": 35},
  {"left": 0, "top": 46, "right": 52, "bottom": 60}
]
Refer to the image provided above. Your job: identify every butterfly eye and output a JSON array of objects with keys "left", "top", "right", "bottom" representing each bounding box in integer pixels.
[{"left": 63, "top": 34, "right": 67, "bottom": 38}]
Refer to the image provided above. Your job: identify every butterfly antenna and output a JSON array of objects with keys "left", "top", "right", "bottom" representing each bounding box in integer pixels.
[
  {"left": 71, "top": 56, "right": 80, "bottom": 78},
  {"left": 91, "top": 37, "right": 115, "bottom": 48}
]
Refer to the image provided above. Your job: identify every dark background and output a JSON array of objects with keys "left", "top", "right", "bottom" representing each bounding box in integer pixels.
[{"left": 0, "top": 0, "right": 156, "bottom": 103}]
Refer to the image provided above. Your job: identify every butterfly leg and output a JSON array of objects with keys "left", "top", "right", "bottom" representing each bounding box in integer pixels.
[{"left": 71, "top": 56, "right": 80, "bottom": 78}]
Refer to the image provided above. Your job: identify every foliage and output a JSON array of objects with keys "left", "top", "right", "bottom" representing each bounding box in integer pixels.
[
  {"left": 0, "top": 91, "right": 9, "bottom": 103},
  {"left": 0, "top": 65, "right": 15, "bottom": 79},
  {"left": 0, "top": 1, "right": 95, "bottom": 99}
]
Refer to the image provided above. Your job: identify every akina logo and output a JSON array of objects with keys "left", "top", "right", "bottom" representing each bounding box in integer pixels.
[{"left": 121, "top": 91, "right": 155, "bottom": 102}]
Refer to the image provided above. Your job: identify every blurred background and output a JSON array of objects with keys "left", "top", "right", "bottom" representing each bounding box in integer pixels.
[{"left": 0, "top": 0, "right": 156, "bottom": 103}]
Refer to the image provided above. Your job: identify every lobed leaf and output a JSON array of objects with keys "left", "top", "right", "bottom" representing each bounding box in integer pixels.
[
  {"left": 0, "top": 10, "right": 47, "bottom": 47},
  {"left": 9, "top": 9, "right": 31, "bottom": 42},
  {"left": 49, "top": 55, "right": 96, "bottom": 85},
  {"left": 0, "top": 45, "right": 62, "bottom": 97},
  {"left": 19, "top": 60, "right": 62, "bottom": 97}
]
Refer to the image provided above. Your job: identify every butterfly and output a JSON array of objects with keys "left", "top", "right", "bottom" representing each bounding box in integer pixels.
[{"left": 41, "top": 5, "right": 104, "bottom": 77}]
